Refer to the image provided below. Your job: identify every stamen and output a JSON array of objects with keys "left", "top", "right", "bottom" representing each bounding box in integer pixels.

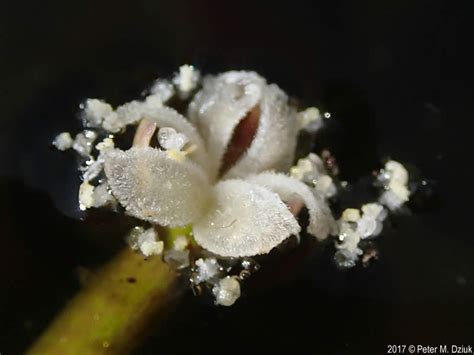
[{"left": 133, "top": 118, "right": 157, "bottom": 148}]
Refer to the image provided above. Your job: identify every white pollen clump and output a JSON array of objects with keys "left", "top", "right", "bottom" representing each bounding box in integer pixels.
[
  {"left": 290, "top": 157, "right": 313, "bottom": 180},
  {"left": 83, "top": 99, "right": 113, "bottom": 127},
  {"left": 127, "top": 227, "right": 163, "bottom": 257},
  {"left": 335, "top": 222, "right": 363, "bottom": 263},
  {"left": 53, "top": 132, "right": 73, "bottom": 151},
  {"left": 388, "top": 180, "right": 410, "bottom": 200},
  {"left": 173, "top": 65, "right": 200, "bottom": 97},
  {"left": 82, "top": 159, "right": 103, "bottom": 182},
  {"left": 96, "top": 137, "right": 115, "bottom": 151},
  {"left": 378, "top": 160, "right": 411, "bottom": 210},
  {"left": 73, "top": 132, "right": 96, "bottom": 157},
  {"left": 104, "top": 147, "right": 212, "bottom": 227},
  {"left": 144, "top": 94, "right": 163, "bottom": 108},
  {"left": 158, "top": 127, "right": 189, "bottom": 151},
  {"left": 385, "top": 160, "right": 409, "bottom": 185},
  {"left": 361, "top": 203, "right": 386, "bottom": 220},
  {"left": 194, "top": 258, "right": 221, "bottom": 284},
  {"left": 81, "top": 139, "right": 113, "bottom": 182},
  {"left": 297, "top": 106, "right": 322, "bottom": 132},
  {"left": 356, "top": 216, "right": 379, "bottom": 238},
  {"left": 316, "top": 175, "right": 337, "bottom": 198},
  {"left": 379, "top": 190, "right": 407, "bottom": 211},
  {"left": 341, "top": 208, "right": 361, "bottom": 222},
  {"left": 150, "top": 79, "right": 175, "bottom": 102},
  {"left": 172, "top": 235, "right": 189, "bottom": 251},
  {"left": 140, "top": 238, "right": 164, "bottom": 257},
  {"left": 334, "top": 202, "right": 387, "bottom": 267},
  {"left": 357, "top": 203, "right": 386, "bottom": 239},
  {"left": 79, "top": 181, "right": 95, "bottom": 210},
  {"left": 91, "top": 182, "right": 115, "bottom": 208},
  {"left": 212, "top": 277, "right": 241, "bottom": 306},
  {"left": 290, "top": 153, "right": 336, "bottom": 198}
]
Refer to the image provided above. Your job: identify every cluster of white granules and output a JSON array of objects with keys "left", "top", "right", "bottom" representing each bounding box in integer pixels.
[{"left": 53, "top": 65, "right": 414, "bottom": 305}]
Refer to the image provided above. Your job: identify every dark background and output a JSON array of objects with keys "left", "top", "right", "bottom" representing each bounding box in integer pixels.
[{"left": 1, "top": 0, "right": 473, "bottom": 354}]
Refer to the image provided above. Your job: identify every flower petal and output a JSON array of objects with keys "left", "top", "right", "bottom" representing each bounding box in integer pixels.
[
  {"left": 193, "top": 179, "right": 300, "bottom": 257},
  {"left": 245, "top": 172, "right": 336, "bottom": 240},
  {"left": 104, "top": 147, "right": 211, "bottom": 227},
  {"left": 188, "top": 71, "right": 265, "bottom": 177},
  {"left": 224, "top": 84, "right": 298, "bottom": 178}
]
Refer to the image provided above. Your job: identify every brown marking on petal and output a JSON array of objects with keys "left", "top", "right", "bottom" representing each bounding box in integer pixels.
[
  {"left": 219, "top": 105, "right": 260, "bottom": 177},
  {"left": 287, "top": 197, "right": 304, "bottom": 216},
  {"left": 133, "top": 118, "right": 157, "bottom": 148}
]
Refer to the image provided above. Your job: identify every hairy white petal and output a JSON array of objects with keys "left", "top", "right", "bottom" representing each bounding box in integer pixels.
[
  {"left": 188, "top": 71, "right": 265, "bottom": 177},
  {"left": 104, "top": 147, "right": 211, "bottom": 226},
  {"left": 225, "top": 84, "right": 298, "bottom": 178},
  {"left": 245, "top": 172, "right": 336, "bottom": 240},
  {"left": 193, "top": 180, "right": 300, "bottom": 257}
]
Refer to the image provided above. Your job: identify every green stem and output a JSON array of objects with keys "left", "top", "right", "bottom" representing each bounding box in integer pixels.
[{"left": 27, "top": 235, "right": 183, "bottom": 355}]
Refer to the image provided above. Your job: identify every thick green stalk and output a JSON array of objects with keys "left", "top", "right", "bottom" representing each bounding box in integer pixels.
[{"left": 26, "top": 228, "right": 189, "bottom": 355}]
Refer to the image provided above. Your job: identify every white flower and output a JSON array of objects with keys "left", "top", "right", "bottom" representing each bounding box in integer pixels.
[{"left": 103, "top": 71, "right": 335, "bottom": 257}]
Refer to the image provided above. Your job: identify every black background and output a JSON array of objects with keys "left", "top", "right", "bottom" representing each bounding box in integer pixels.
[{"left": 1, "top": 0, "right": 473, "bottom": 354}]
